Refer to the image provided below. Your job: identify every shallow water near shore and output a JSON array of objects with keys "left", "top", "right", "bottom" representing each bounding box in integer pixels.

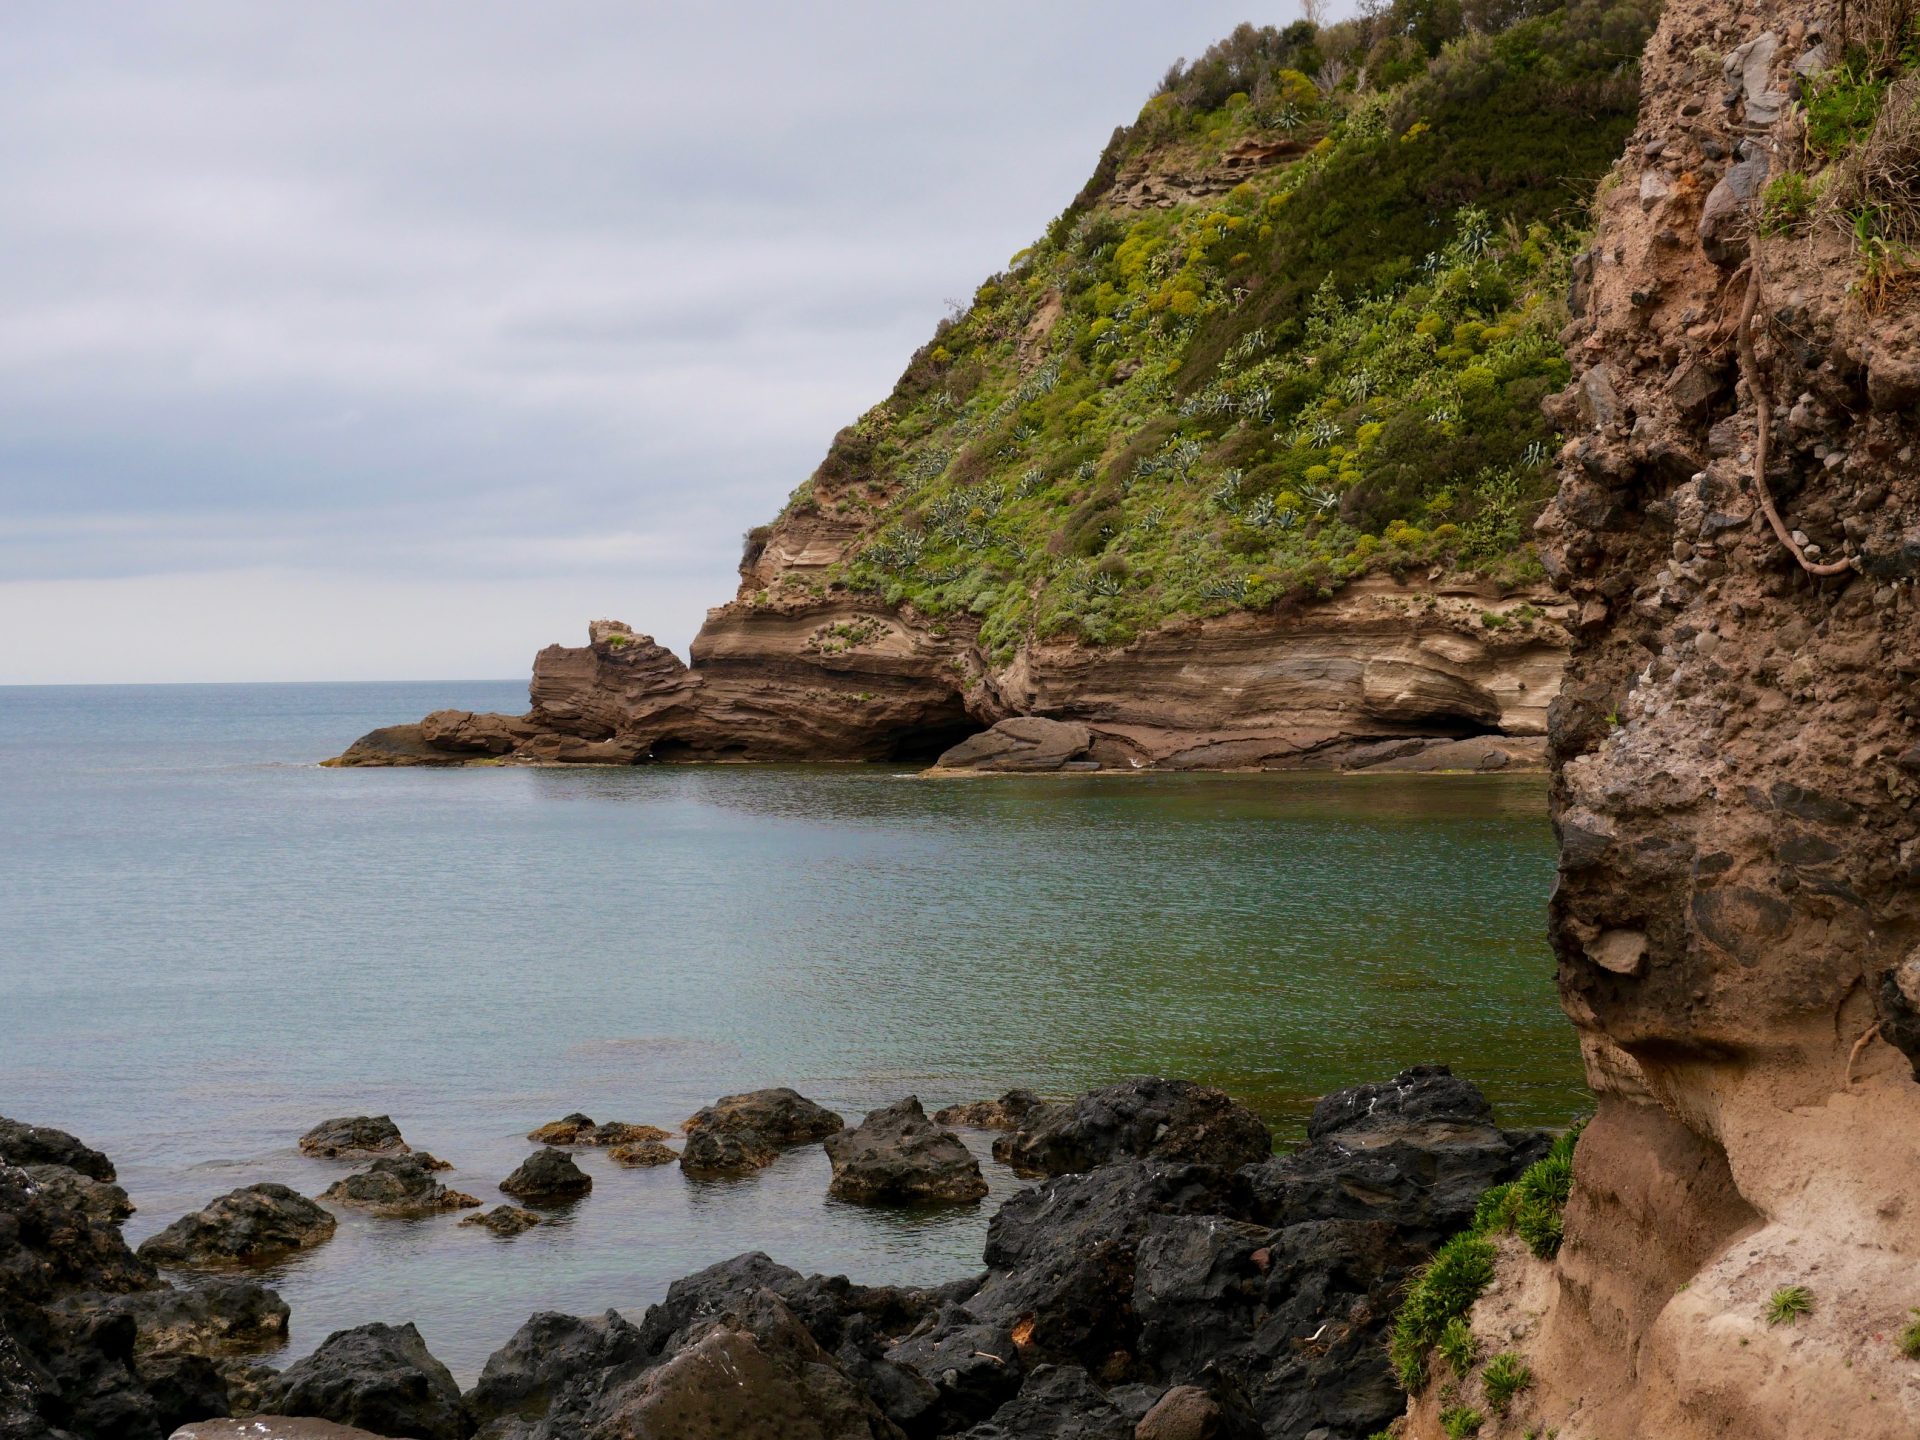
[{"left": 0, "top": 680, "right": 1584, "bottom": 1380}]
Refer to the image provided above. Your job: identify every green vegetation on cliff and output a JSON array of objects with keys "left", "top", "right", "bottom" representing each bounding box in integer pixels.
[{"left": 757, "top": 0, "right": 1655, "bottom": 657}]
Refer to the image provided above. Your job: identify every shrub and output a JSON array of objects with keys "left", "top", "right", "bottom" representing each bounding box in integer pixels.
[
  {"left": 1898, "top": 1308, "right": 1920, "bottom": 1359},
  {"left": 1441, "top": 1405, "right": 1486, "bottom": 1438},
  {"left": 1766, "top": 1285, "right": 1813, "bottom": 1326},
  {"left": 1477, "top": 1121, "right": 1581, "bottom": 1259},
  {"left": 1438, "top": 1316, "right": 1480, "bottom": 1377},
  {"left": 1484, "top": 1351, "right": 1533, "bottom": 1413}
]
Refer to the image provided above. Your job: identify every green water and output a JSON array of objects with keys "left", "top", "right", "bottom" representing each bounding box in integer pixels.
[{"left": 0, "top": 681, "right": 1583, "bottom": 1377}]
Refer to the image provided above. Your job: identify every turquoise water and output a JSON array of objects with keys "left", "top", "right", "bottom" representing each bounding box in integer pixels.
[{"left": 0, "top": 681, "right": 1582, "bottom": 1379}]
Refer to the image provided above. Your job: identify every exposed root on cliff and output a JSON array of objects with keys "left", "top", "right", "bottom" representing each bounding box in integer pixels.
[
  {"left": 1735, "top": 248, "right": 1858, "bottom": 577},
  {"left": 1846, "top": 1021, "right": 1885, "bottom": 1086}
]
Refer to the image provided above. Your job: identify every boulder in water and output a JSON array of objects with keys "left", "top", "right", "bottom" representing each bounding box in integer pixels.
[
  {"left": 137, "top": 1184, "right": 337, "bottom": 1268},
  {"left": 459, "top": 1205, "right": 541, "bottom": 1237},
  {"left": 933, "top": 1088, "right": 1041, "bottom": 1130},
  {"left": 498, "top": 1147, "right": 591, "bottom": 1201},
  {"left": 823, "top": 1097, "right": 987, "bottom": 1206},
  {"left": 678, "top": 1087, "right": 842, "bottom": 1177},
  {"left": 320, "top": 1156, "right": 479, "bottom": 1218},
  {"left": 608, "top": 1139, "right": 678, "bottom": 1167},
  {"left": 527, "top": 1113, "right": 670, "bottom": 1146},
  {"left": 297, "top": 1115, "right": 410, "bottom": 1161},
  {"left": 991, "top": 1078, "right": 1271, "bottom": 1177}
]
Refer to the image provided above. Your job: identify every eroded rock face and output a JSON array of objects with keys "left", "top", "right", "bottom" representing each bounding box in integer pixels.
[
  {"left": 823, "top": 1097, "right": 988, "bottom": 1206},
  {"left": 320, "top": 1156, "right": 480, "bottom": 1219},
  {"left": 136, "top": 1185, "right": 337, "bottom": 1269},
  {"left": 498, "top": 1149, "right": 591, "bottom": 1203},
  {"left": 330, "top": 576, "right": 1568, "bottom": 770},
  {"left": 266, "top": 1322, "right": 470, "bottom": 1440},
  {"left": 0, "top": 1117, "right": 117, "bottom": 1181},
  {"left": 24, "top": 1163, "right": 134, "bottom": 1224},
  {"left": 679, "top": 1089, "right": 844, "bottom": 1177},
  {"left": 1489, "top": 1, "right": 1920, "bottom": 1433},
  {"left": 992, "top": 1078, "right": 1271, "bottom": 1177},
  {"left": 297, "top": 1116, "right": 410, "bottom": 1161}
]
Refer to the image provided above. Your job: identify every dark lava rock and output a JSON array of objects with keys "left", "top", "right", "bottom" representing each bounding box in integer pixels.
[
  {"left": 526, "top": 1114, "right": 669, "bottom": 1147},
  {"left": 458, "top": 1206, "right": 541, "bottom": 1237},
  {"left": 464, "top": 1308, "right": 644, "bottom": 1428},
  {"left": 959, "top": 1363, "right": 1132, "bottom": 1438},
  {"left": 1305, "top": 1062, "right": 1494, "bottom": 1140},
  {"left": 136, "top": 1184, "right": 337, "bottom": 1268},
  {"left": 498, "top": 1148, "right": 591, "bottom": 1202},
  {"left": 267, "top": 1321, "right": 471, "bottom": 1440},
  {"left": 607, "top": 1140, "right": 678, "bottom": 1167},
  {"left": 992, "top": 1078, "right": 1271, "bottom": 1177},
  {"left": 24, "top": 1164, "right": 135, "bottom": 1223},
  {"left": 0, "top": 1117, "right": 117, "bottom": 1181},
  {"left": 321, "top": 1156, "right": 480, "bottom": 1218},
  {"left": 297, "top": 1115, "right": 410, "bottom": 1160},
  {"left": 679, "top": 1087, "right": 843, "bottom": 1177},
  {"left": 934, "top": 1089, "right": 1042, "bottom": 1130},
  {"left": 824, "top": 1097, "right": 987, "bottom": 1206},
  {"left": 71, "top": 1275, "right": 290, "bottom": 1358}
]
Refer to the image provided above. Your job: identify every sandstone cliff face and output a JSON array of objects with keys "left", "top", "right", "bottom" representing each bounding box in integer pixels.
[{"left": 1412, "top": 0, "right": 1920, "bottom": 1432}]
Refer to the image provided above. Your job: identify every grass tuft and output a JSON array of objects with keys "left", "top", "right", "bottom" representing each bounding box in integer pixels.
[
  {"left": 1484, "top": 1350, "right": 1533, "bottom": 1413},
  {"left": 1441, "top": 1404, "right": 1486, "bottom": 1438},
  {"left": 1766, "top": 1285, "right": 1813, "bottom": 1326}
]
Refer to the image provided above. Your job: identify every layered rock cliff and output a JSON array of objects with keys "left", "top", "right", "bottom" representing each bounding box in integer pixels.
[{"left": 1402, "top": 0, "right": 1920, "bottom": 1432}]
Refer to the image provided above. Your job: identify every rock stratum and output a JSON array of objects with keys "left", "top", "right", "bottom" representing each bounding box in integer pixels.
[
  {"left": 332, "top": 583, "right": 1564, "bottom": 772},
  {"left": 1399, "top": 0, "right": 1920, "bottom": 1435}
]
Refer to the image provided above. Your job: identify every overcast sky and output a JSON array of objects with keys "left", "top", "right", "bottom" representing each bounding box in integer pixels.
[{"left": 0, "top": 3, "right": 1313, "bottom": 684}]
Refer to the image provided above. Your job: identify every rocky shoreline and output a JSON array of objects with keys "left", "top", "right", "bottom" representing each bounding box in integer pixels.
[{"left": 0, "top": 1068, "right": 1564, "bottom": 1440}]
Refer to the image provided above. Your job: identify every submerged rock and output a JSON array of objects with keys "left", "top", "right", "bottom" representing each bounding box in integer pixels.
[
  {"left": 679, "top": 1087, "right": 843, "bottom": 1176},
  {"left": 498, "top": 1148, "right": 591, "bottom": 1201},
  {"left": 266, "top": 1322, "right": 470, "bottom": 1440},
  {"left": 459, "top": 1205, "right": 541, "bottom": 1237},
  {"left": 824, "top": 1097, "right": 988, "bottom": 1206},
  {"left": 137, "top": 1184, "right": 337, "bottom": 1268},
  {"left": 0, "top": 1115, "right": 117, "bottom": 1180},
  {"left": 320, "top": 1156, "right": 480, "bottom": 1218},
  {"left": 526, "top": 1113, "right": 669, "bottom": 1147},
  {"left": 992, "top": 1077, "right": 1271, "bottom": 1177},
  {"left": 608, "top": 1139, "right": 678, "bottom": 1167},
  {"left": 297, "top": 1115, "right": 410, "bottom": 1161},
  {"left": 933, "top": 1089, "right": 1041, "bottom": 1130}
]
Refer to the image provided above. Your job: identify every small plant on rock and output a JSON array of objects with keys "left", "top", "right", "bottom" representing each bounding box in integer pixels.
[
  {"left": 1898, "top": 1308, "right": 1920, "bottom": 1359},
  {"left": 1484, "top": 1351, "right": 1533, "bottom": 1414},
  {"left": 1766, "top": 1285, "right": 1813, "bottom": 1326},
  {"left": 1437, "top": 1316, "right": 1479, "bottom": 1377},
  {"left": 1441, "top": 1404, "right": 1485, "bottom": 1438}
]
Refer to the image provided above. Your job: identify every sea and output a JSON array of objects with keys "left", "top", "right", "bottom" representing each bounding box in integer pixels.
[{"left": 0, "top": 680, "right": 1585, "bottom": 1379}]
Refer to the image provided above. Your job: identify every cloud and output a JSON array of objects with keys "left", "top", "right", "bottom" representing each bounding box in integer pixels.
[{"left": 0, "top": 1, "right": 1302, "bottom": 682}]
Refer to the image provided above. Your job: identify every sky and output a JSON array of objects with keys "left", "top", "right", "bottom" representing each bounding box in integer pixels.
[{"left": 0, "top": 2, "right": 1313, "bottom": 684}]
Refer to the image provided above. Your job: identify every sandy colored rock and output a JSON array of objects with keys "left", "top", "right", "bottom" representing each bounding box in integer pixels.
[
  {"left": 459, "top": 1204, "right": 541, "bottom": 1236},
  {"left": 608, "top": 1139, "right": 678, "bottom": 1167},
  {"left": 528, "top": 1113, "right": 669, "bottom": 1146}
]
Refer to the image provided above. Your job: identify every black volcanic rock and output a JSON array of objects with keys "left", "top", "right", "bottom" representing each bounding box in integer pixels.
[
  {"left": 268, "top": 1321, "right": 471, "bottom": 1440},
  {"left": 498, "top": 1148, "right": 591, "bottom": 1202},
  {"left": 0, "top": 1117, "right": 117, "bottom": 1182},
  {"left": 824, "top": 1097, "right": 987, "bottom": 1206},
  {"left": 992, "top": 1078, "right": 1271, "bottom": 1177},
  {"left": 679, "top": 1087, "right": 843, "bottom": 1177},
  {"left": 298, "top": 1113, "right": 411, "bottom": 1160},
  {"left": 136, "top": 1184, "right": 336, "bottom": 1268}
]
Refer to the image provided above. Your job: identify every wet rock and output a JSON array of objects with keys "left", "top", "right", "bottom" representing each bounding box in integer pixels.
[
  {"left": 933, "top": 717, "right": 1098, "bottom": 773},
  {"left": 137, "top": 1185, "right": 337, "bottom": 1269},
  {"left": 0, "top": 1117, "right": 117, "bottom": 1181},
  {"left": 498, "top": 1148, "right": 591, "bottom": 1202},
  {"left": 607, "top": 1140, "right": 678, "bottom": 1167},
  {"left": 823, "top": 1097, "right": 988, "bottom": 1206},
  {"left": 320, "top": 1156, "right": 479, "bottom": 1219},
  {"left": 934, "top": 1089, "right": 1042, "bottom": 1130},
  {"left": 464, "top": 1309, "right": 643, "bottom": 1428},
  {"left": 458, "top": 1205, "right": 541, "bottom": 1237},
  {"left": 679, "top": 1088, "right": 843, "bottom": 1177},
  {"left": 297, "top": 1116, "right": 410, "bottom": 1161},
  {"left": 526, "top": 1114, "right": 669, "bottom": 1147},
  {"left": 25, "top": 1163, "right": 135, "bottom": 1223},
  {"left": 76, "top": 1276, "right": 290, "bottom": 1359},
  {"left": 992, "top": 1078, "right": 1271, "bottom": 1177},
  {"left": 267, "top": 1322, "right": 471, "bottom": 1440}
]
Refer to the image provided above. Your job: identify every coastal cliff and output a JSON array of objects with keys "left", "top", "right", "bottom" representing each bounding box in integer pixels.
[
  {"left": 1398, "top": 0, "right": 1920, "bottom": 1433},
  {"left": 334, "top": 4, "right": 1660, "bottom": 771}
]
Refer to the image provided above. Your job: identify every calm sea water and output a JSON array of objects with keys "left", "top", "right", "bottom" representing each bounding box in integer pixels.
[{"left": 0, "top": 681, "right": 1583, "bottom": 1380}]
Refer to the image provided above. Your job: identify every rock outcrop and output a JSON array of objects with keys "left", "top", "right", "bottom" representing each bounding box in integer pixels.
[
  {"left": 525, "top": 1116, "right": 667, "bottom": 1148},
  {"left": 136, "top": 1185, "right": 337, "bottom": 1269},
  {"left": 332, "top": 587, "right": 1567, "bottom": 772},
  {"left": 459, "top": 1205, "right": 542, "bottom": 1237},
  {"left": 1420, "top": 1, "right": 1920, "bottom": 1435},
  {"left": 498, "top": 1149, "right": 591, "bottom": 1203},
  {"left": 449, "top": 1070, "right": 1545, "bottom": 1440},
  {"left": 678, "top": 1088, "right": 844, "bottom": 1177},
  {"left": 821, "top": 1097, "right": 988, "bottom": 1206},
  {"left": 297, "top": 1116, "right": 411, "bottom": 1161},
  {"left": 933, "top": 1089, "right": 1042, "bottom": 1131},
  {"left": 992, "top": 1077, "right": 1272, "bottom": 1177},
  {"left": 320, "top": 1156, "right": 480, "bottom": 1219},
  {"left": 0, "top": 1117, "right": 118, "bottom": 1181},
  {"left": 265, "top": 1322, "right": 471, "bottom": 1440}
]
